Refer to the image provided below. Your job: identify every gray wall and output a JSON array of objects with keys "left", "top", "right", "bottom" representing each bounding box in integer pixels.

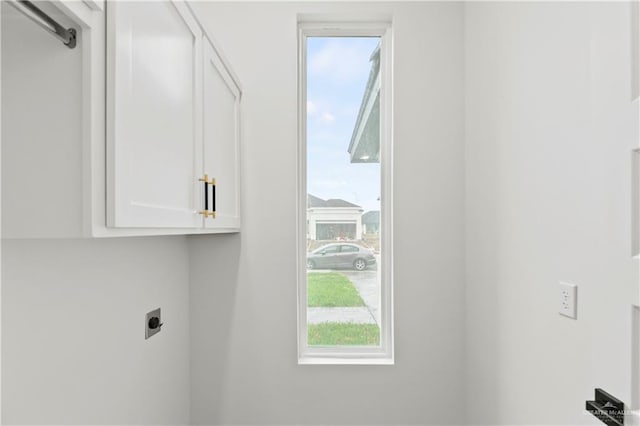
[
  {"left": 1, "top": 6, "right": 192, "bottom": 423},
  {"left": 465, "top": 2, "right": 638, "bottom": 424},
  {"left": 2, "top": 238, "right": 191, "bottom": 425},
  {"left": 188, "top": 2, "right": 466, "bottom": 425},
  {"left": 4, "top": 2, "right": 636, "bottom": 425}
]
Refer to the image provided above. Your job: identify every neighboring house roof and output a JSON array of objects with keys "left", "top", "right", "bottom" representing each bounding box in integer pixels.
[
  {"left": 307, "top": 194, "right": 326, "bottom": 208},
  {"left": 348, "top": 43, "right": 381, "bottom": 164},
  {"left": 324, "top": 198, "right": 361, "bottom": 208},
  {"left": 362, "top": 210, "right": 380, "bottom": 224},
  {"left": 307, "top": 194, "right": 361, "bottom": 209}
]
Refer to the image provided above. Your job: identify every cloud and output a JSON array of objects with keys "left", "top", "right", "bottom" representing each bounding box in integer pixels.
[
  {"left": 307, "top": 100, "right": 335, "bottom": 125},
  {"left": 319, "top": 112, "right": 335, "bottom": 124},
  {"left": 307, "top": 100, "right": 318, "bottom": 116}
]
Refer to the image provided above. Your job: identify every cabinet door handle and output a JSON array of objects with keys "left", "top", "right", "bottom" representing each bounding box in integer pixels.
[
  {"left": 209, "top": 178, "right": 216, "bottom": 219},
  {"left": 198, "top": 174, "right": 213, "bottom": 217}
]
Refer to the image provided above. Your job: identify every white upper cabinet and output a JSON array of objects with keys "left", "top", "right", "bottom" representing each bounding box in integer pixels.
[
  {"left": 106, "top": 0, "right": 242, "bottom": 233},
  {"left": 107, "top": 0, "right": 240, "bottom": 233},
  {"left": 203, "top": 38, "right": 241, "bottom": 230},
  {"left": 2, "top": 0, "right": 242, "bottom": 238},
  {"left": 107, "top": 1, "right": 203, "bottom": 228}
]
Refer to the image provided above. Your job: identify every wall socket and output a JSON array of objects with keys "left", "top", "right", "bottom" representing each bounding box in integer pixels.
[
  {"left": 559, "top": 282, "right": 577, "bottom": 319},
  {"left": 145, "top": 308, "right": 162, "bottom": 339}
]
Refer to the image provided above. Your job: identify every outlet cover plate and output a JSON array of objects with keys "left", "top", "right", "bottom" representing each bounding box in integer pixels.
[
  {"left": 559, "top": 282, "right": 577, "bottom": 319},
  {"left": 145, "top": 308, "right": 162, "bottom": 339}
]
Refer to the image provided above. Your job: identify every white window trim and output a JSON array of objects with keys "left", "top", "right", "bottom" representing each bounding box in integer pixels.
[{"left": 296, "top": 20, "right": 394, "bottom": 365}]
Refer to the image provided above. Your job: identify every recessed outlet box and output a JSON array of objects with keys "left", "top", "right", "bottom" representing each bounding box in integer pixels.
[
  {"left": 559, "top": 282, "right": 577, "bottom": 319},
  {"left": 145, "top": 308, "right": 162, "bottom": 339}
]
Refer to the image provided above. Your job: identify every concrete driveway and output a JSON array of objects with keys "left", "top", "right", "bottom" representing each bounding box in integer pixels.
[{"left": 340, "top": 269, "right": 380, "bottom": 325}]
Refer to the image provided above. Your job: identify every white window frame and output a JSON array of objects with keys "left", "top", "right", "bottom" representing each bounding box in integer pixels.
[{"left": 297, "top": 20, "right": 394, "bottom": 365}]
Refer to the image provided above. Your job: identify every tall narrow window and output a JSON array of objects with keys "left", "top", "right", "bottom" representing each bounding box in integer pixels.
[{"left": 298, "top": 22, "right": 393, "bottom": 364}]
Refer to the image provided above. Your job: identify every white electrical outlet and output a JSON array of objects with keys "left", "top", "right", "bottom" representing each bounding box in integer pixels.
[{"left": 559, "top": 281, "right": 578, "bottom": 319}]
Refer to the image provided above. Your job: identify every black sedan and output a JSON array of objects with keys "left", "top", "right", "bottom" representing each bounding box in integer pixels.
[{"left": 306, "top": 243, "right": 376, "bottom": 271}]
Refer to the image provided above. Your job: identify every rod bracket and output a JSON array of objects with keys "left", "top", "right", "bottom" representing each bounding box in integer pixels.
[
  {"left": 65, "top": 28, "right": 77, "bottom": 49},
  {"left": 8, "top": 0, "right": 78, "bottom": 49}
]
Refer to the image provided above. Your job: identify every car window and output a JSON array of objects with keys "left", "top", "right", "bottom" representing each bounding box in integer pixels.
[
  {"left": 340, "top": 245, "right": 359, "bottom": 253},
  {"left": 323, "top": 246, "right": 340, "bottom": 254}
]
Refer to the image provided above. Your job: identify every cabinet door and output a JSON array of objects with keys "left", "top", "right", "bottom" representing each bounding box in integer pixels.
[
  {"left": 107, "top": 0, "right": 202, "bottom": 228},
  {"left": 203, "top": 38, "right": 241, "bottom": 229}
]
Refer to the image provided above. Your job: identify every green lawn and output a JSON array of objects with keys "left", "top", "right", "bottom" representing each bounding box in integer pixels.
[
  {"left": 308, "top": 323, "right": 380, "bottom": 346},
  {"left": 307, "top": 272, "right": 379, "bottom": 346},
  {"left": 307, "top": 272, "right": 365, "bottom": 307}
]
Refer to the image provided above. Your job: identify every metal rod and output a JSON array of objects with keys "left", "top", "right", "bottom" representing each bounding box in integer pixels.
[
  {"left": 204, "top": 180, "right": 209, "bottom": 214},
  {"left": 7, "top": 0, "right": 76, "bottom": 49},
  {"left": 211, "top": 180, "right": 216, "bottom": 215}
]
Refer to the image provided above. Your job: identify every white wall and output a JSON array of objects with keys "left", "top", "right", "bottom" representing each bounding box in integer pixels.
[
  {"left": 1, "top": 5, "right": 191, "bottom": 424},
  {"left": 1, "top": 3, "right": 4, "bottom": 423},
  {"left": 188, "top": 2, "right": 465, "bottom": 425},
  {"left": 7, "top": 2, "right": 633, "bottom": 425},
  {"left": 1, "top": 4, "right": 84, "bottom": 239},
  {"left": 465, "top": 2, "right": 638, "bottom": 424},
  {"left": 2, "top": 237, "right": 191, "bottom": 425}
]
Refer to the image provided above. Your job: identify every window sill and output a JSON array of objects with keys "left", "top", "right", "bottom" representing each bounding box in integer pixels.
[{"left": 298, "top": 356, "right": 394, "bottom": 366}]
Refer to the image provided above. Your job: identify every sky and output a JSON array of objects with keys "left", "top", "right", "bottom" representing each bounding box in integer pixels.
[{"left": 306, "top": 37, "right": 381, "bottom": 213}]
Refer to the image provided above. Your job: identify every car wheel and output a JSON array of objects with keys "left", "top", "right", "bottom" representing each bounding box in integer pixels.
[
  {"left": 353, "top": 258, "right": 367, "bottom": 271},
  {"left": 307, "top": 259, "right": 315, "bottom": 270}
]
